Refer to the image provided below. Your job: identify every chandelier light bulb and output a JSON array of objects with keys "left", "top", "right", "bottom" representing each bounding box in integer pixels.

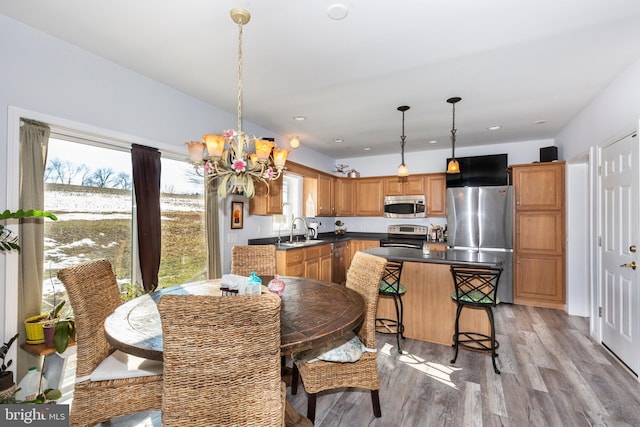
[{"left": 290, "top": 137, "right": 300, "bottom": 149}]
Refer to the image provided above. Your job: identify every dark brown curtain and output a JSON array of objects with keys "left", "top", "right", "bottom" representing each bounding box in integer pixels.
[{"left": 131, "top": 144, "right": 161, "bottom": 291}]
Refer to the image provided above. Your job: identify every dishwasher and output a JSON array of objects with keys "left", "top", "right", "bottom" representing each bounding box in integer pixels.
[{"left": 331, "top": 241, "right": 348, "bottom": 285}]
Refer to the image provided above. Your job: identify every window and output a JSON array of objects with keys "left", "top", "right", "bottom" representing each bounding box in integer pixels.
[
  {"left": 272, "top": 173, "right": 302, "bottom": 234},
  {"left": 42, "top": 135, "right": 206, "bottom": 310}
]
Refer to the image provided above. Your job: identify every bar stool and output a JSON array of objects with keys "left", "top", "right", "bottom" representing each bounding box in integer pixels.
[
  {"left": 449, "top": 265, "right": 503, "bottom": 374},
  {"left": 375, "top": 259, "right": 406, "bottom": 353}
]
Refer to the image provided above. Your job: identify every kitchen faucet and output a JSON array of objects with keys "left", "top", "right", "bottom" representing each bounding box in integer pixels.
[{"left": 290, "top": 217, "right": 309, "bottom": 242}]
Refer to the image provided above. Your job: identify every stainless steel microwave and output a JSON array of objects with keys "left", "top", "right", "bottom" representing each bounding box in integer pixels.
[{"left": 383, "top": 195, "right": 427, "bottom": 218}]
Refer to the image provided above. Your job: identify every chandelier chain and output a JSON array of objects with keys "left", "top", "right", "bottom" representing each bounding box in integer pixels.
[{"left": 236, "top": 17, "right": 243, "bottom": 133}]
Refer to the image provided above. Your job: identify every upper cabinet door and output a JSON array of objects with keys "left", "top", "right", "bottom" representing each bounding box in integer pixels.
[
  {"left": 426, "top": 173, "right": 446, "bottom": 216},
  {"left": 249, "top": 175, "right": 283, "bottom": 215},
  {"left": 356, "top": 178, "right": 384, "bottom": 216},
  {"left": 512, "top": 163, "right": 564, "bottom": 210},
  {"left": 383, "top": 176, "right": 425, "bottom": 196},
  {"left": 317, "top": 174, "right": 335, "bottom": 216},
  {"left": 335, "top": 178, "right": 355, "bottom": 216}
]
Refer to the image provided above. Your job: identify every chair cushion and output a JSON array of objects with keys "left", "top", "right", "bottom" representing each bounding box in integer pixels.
[
  {"left": 379, "top": 281, "right": 406, "bottom": 295},
  {"left": 451, "top": 290, "right": 499, "bottom": 305},
  {"left": 75, "top": 350, "right": 163, "bottom": 383},
  {"left": 294, "top": 333, "right": 376, "bottom": 364}
]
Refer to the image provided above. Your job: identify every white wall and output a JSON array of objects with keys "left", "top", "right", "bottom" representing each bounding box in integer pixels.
[{"left": 556, "top": 57, "right": 640, "bottom": 155}]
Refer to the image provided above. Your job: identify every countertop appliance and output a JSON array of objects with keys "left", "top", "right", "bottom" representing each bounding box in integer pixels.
[
  {"left": 446, "top": 185, "right": 514, "bottom": 303},
  {"left": 383, "top": 195, "right": 426, "bottom": 219},
  {"left": 380, "top": 224, "right": 427, "bottom": 249},
  {"left": 308, "top": 221, "right": 319, "bottom": 239}
]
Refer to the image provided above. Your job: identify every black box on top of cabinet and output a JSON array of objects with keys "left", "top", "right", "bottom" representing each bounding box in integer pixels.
[{"left": 540, "top": 146, "right": 558, "bottom": 162}]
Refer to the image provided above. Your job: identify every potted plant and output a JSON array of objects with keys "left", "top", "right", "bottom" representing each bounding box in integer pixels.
[
  {"left": 0, "top": 333, "right": 19, "bottom": 397},
  {"left": 42, "top": 300, "right": 75, "bottom": 354}
]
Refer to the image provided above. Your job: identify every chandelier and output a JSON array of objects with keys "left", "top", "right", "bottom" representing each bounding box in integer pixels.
[{"left": 185, "top": 8, "right": 289, "bottom": 198}]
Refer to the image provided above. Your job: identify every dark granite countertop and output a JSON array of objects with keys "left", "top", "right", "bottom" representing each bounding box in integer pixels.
[
  {"left": 363, "top": 246, "right": 505, "bottom": 268},
  {"left": 249, "top": 232, "right": 385, "bottom": 250}
]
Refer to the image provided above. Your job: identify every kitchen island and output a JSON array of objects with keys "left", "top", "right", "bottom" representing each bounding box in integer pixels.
[{"left": 363, "top": 246, "right": 505, "bottom": 347}]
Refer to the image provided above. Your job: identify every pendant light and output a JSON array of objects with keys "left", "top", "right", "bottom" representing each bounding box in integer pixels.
[
  {"left": 446, "top": 96, "right": 461, "bottom": 174},
  {"left": 397, "top": 105, "right": 410, "bottom": 177}
]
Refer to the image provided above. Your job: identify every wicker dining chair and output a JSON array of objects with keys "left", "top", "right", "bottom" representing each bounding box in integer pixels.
[
  {"left": 231, "top": 244, "right": 277, "bottom": 276},
  {"left": 158, "top": 292, "right": 285, "bottom": 427},
  {"left": 57, "top": 259, "right": 162, "bottom": 427},
  {"left": 291, "top": 252, "right": 387, "bottom": 423}
]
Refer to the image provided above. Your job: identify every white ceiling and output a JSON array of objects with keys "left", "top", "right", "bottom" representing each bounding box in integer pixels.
[{"left": 3, "top": 0, "right": 640, "bottom": 159}]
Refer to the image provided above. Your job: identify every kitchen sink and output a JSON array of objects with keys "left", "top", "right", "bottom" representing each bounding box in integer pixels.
[{"left": 278, "top": 239, "right": 329, "bottom": 248}]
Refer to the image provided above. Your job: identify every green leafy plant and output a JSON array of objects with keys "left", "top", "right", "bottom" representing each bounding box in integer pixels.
[
  {"left": 121, "top": 281, "right": 148, "bottom": 302},
  {"left": 0, "top": 333, "right": 19, "bottom": 396},
  {"left": 46, "top": 300, "right": 76, "bottom": 354},
  {"left": 0, "top": 209, "right": 57, "bottom": 252}
]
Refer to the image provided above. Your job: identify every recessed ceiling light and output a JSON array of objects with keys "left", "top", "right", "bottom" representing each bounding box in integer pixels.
[
  {"left": 428, "top": 140, "right": 438, "bottom": 144},
  {"left": 333, "top": 138, "right": 343, "bottom": 143},
  {"left": 535, "top": 120, "right": 547, "bottom": 125},
  {"left": 488, "top": 125, "right": 501, "bottom": 131},
  {"left": 292, "top": 115, "right": 306, "bottom": 121},
  {"left": 327, "top": 4, "right": 348, "bottom": 20},
  {"left": 363, "top": 147, "right": 371, "bottom": 151}
]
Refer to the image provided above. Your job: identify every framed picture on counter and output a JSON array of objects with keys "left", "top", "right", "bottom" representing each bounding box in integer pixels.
[{"left": 231, "top": 201, "right": 244, "bottom": 229}]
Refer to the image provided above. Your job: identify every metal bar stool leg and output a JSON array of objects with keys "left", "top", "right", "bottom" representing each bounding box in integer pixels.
[
  {"left": 391, "top": 293, "right": 403, "bottom": 353},
  {"left": 450, "top": 303, "right": 463, "bottom": 364},
  {"left": 486, "top": 306, "right": 500, "bottom": 374}
]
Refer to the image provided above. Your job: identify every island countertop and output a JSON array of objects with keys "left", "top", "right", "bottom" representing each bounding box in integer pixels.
[{"left": 363, "top": 246, "right": 505, "bottom": 267}]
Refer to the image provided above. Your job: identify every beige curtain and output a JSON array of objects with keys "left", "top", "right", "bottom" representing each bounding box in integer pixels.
[
  {"left": 18, "top": 119, "right": 50, "bottom": 376},
  {"left": 205, "top": 178, "right": 221, "bottom": 279}
]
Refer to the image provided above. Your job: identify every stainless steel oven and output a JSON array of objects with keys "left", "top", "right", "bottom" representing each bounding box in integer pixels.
[{"left": 379, "top": 224, "right": 427, "bottom": 248}]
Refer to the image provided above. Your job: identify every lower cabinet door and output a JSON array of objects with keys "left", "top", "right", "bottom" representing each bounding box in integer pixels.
[{"left": 514, "top": 254, "right": 564, "bottom": 306}]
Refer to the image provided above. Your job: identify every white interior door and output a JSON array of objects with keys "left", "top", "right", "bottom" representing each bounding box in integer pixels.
[{"left": 601, "top": 131, "right": 639, "bottom": 375}]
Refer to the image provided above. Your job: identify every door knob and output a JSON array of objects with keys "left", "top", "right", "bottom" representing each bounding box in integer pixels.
[{"left": 620, "top": 261, "right": 637, "bottom": 270}]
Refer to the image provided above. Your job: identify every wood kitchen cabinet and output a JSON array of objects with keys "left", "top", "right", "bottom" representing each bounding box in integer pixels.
[
  {"left": 302, "top": 173, "right": 335, "bottom": 217},
  {"left": 275, "top": 243, "right": 332, "bottom": 281},
  {"left": 383, "top": 175, "right": 425, "bottom": 196},
  {"left": 348, "top": 239, "right": 380, "bottom": 271},
  {"left": 355, "top": 178, "right": 384, "bottom": 216},
  {"left": 426, "top": 173, "right": 446, "bottom": 217},
  {"left": 317, "top": 174, "right": 334, "bottom": 216},
  {"left": 334, "top": 178, "right": 355, "bottom": 216},
  {"left": 512, "top": 162, "right": 565, "bottom": 309},
  {"left": 249, "top": 175, "right": 283, "bottom": 215}
]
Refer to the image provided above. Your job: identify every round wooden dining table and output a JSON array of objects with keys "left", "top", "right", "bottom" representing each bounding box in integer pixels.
[
  {"left": 104, "top": 276, "right": 365, "bottom": 359},
  {"left": 103, "top": 276, "right": 365, "bottom": 426}
]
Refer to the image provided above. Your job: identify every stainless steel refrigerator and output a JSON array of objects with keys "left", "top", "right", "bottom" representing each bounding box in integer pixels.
[{"left": 446, "top": 185, "right": 514, "bottom": 303}]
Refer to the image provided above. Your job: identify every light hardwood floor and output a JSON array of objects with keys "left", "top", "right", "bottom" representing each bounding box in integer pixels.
[{"left": 97, "top": 304, "right": 640, "bottom": 426}]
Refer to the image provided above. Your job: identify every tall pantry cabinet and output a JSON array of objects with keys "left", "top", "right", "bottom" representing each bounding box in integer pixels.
[{"left": 512, "top": 162, "right": 566, "bottom": 310}]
